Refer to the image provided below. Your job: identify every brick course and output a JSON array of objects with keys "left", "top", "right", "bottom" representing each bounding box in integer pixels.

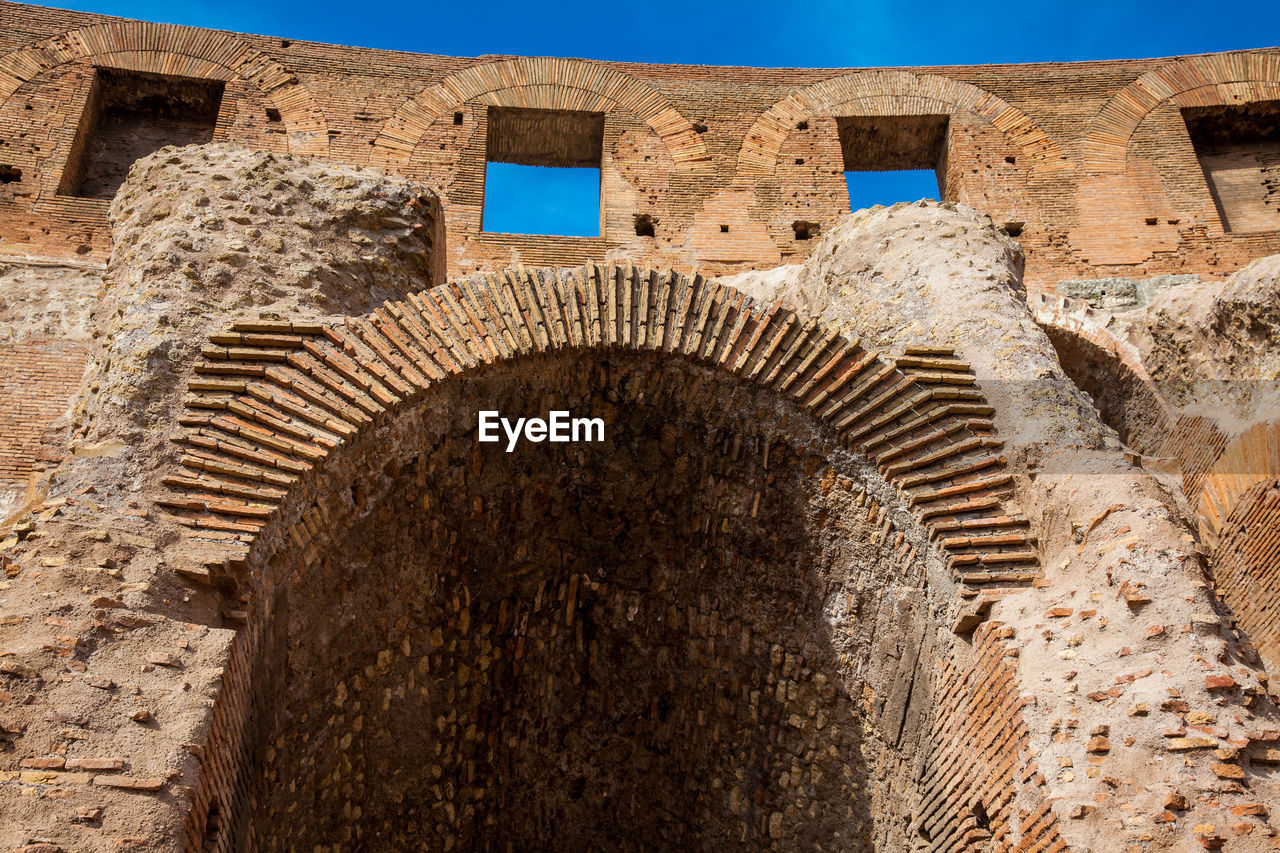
[{"left": 1, "top": 2, "right": 1279, "bottom": 285}]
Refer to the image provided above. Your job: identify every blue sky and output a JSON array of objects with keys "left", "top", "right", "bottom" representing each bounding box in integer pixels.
[
  {"left": 39, "top": 0, "right": 1280, "bottom": 234},
  {"left": 38, "top": 0, "right": 1280, "bottom": 66}
]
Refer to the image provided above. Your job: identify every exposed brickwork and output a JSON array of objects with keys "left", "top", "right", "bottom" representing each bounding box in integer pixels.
[
  {"left": 1161, "top": 413, "right": 1233, "bottom": 503},
  {"left": 1198, "top": 420, "right": 1280, "bottom": 547},
  {"left": 1033, "top": 294, "right": 1173, "bottom": 455},
  {"left": 1213, "top": 478, "right": 1280, "bottom": 674},
  {"left": 160, "top": 267, "right": 1037, "bottom": 586},
  {"left": 916, "top": 622, "right": 1062, "bottom": 853},
  {"left": 0, "top": 339, "right": 86, "bottom": 502},
  {"left": 165, "top": 317, "right": 1053, "bottom": 850},
  {"left": 2, "top": 3, "right": 1280, "bottom": 284},
  {"left": 1, "top": 9, "right": 1280, "bottom": 851}
]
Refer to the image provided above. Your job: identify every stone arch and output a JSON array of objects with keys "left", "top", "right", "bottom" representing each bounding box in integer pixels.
[
  {"left": 736, "top": 70, "right": 1067, "bottom": 178},
  {"left": 159, "top": 264, "right": 1054, "bottom": 850},
  {"left": 0, "top": 20, "right": 329, "bottom": 156},
  {"left": 371, "top": 58, "right": 711, "bottom": 171},
  {"left": 1032, "top": 294, "right": 1173, "bottom": 454},
  {"left": 1083, "top": 52, "right": 1280, "bottom": 173}
]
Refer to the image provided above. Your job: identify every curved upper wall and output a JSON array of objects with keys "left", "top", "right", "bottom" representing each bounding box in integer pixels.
[{"left": 1, "top": 0, "right": 1279, "bottom": 286}]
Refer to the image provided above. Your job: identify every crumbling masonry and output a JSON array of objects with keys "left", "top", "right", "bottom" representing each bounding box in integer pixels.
[{"left": 1, "top": 3, "right": 1279, "bottom": 851}]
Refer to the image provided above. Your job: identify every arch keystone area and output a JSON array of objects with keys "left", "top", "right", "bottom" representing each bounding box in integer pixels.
[
  {"left": 737, "top": 69, "right": 1068, "bottom": 178},
  {"left": 1083, "top": 51, "right": 1280, "bottom": 173}
]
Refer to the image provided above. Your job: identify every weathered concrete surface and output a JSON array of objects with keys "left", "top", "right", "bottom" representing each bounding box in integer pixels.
[
  {"left": 71, "top": 143, "right": 444, "bottom": 455},
  {"left": 0, "top": 262, "right": 102, "bottom": 345},
  {"left": 1121, "top": 254, "right": 1280, "bottom": 431},
  {"left": 722, "top": 200, "right": 1113, "bottom": 449}
]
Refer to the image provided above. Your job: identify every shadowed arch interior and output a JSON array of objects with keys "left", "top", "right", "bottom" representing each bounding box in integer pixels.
[
  {"left": 243, "top": 350, "right": 901, "bottom": 850},
  {"left": 161, "top": 265, "right": 1047, "bottom": 851},
  {"left": 1039, "top": 323, "right": 1171, "bottom": 454}
]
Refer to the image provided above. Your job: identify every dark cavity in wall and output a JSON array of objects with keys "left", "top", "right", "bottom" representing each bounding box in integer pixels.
[
  {"left": 234, "top": 352, "right": 896, "bottom": 851},
  {"left": 1183, "top": 100, "right": 1280, "bottom": 234},
  {"left": 0, "top": 165, "right": 20, "bottom": 183},
  {"left": 838, "top": 114, "right": 949, "bottom": 208},
  {"left": 634, "top": 213, "right": 656, "bottom": 237},
  {"left": 792, "top": 220, "right": 820, "bottom": 241},
  {"left": 58, "top": 67, "right": 224, "bottom": 200},
  {"left": 1040, "top": 325, "right": 1168, "bottom": 454}
]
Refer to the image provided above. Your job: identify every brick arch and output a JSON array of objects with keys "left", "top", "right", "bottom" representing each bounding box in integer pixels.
[
  {"left": 0, "top": 20, "right": 329, "bottom": 156},
  {"left": 1032, "top": 293, "right": 1173, "bottom": 454},
  {"left": 1197, "top": 419, "right": 1280, "bottom": 547},
  {"left": 736, "top": 70, "right": 1067, "bottom": 178},
  {"left": 371, "top": 58, "right": 710, "bottom": 171},
  {"left": 160, "top": 262, "right": 1057, "bottom": 851},
  {"left": 1083, "top": 52, "right": 1280, "bottom": 173},
  {"left": 162, "top": 264, "right": 1036, "bottom": 583}
]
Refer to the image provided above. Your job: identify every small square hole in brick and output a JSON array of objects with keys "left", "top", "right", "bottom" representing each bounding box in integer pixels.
[
  {"left": 634, "top": 213, "right": 656, "bottom": 238},
  {"left": 792, "top": 220, "right": 820, "bottom": 240},
  {"left": 720, "top": 224, "right": 729, "bottom": 233}
]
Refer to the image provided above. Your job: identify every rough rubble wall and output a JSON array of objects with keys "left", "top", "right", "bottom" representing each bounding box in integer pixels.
[
  {"left": 719, "top": 201, "right": 1111, "bottom": 449},
  {"left": 60, "top": 144, "right": 443, "bottom": 509},
  {"left": 1033, "top": 257, "right": 1280, "bottom": 733},
  {"left": 1125, "top": 255, "right": 1280, "bottom": 428},
  {"left": 2, "top": 3, "right": 1280, "bottom": 287},
  {"left": 720, "top": 201, "right": 1280, "bottom": 851},
  {"left": 0, "top": 146, "right": 445, "bottom": 852},
  {"left": 233, "top": 353, "right": 944, "bottom": 851}
]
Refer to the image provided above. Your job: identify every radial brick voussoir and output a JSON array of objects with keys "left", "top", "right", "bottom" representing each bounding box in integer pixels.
[{"left": 162, "top": 263, "right": 1037, "bottom": 589}]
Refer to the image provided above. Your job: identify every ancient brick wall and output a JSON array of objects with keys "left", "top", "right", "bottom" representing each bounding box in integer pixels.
[
  {"left": 0, "top": 340, "right": 86, "bottom": 512},
  {"left": 1, "top": 2, "right": 1279, "bottom": 287},
  {"left": 2, "top": 9, "right": 1280, "bottom": 852}
]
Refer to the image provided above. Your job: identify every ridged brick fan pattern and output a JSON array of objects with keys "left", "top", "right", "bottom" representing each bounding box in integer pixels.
[{"left": 160, "top": 265, "right": 1039, "bottom": 587}]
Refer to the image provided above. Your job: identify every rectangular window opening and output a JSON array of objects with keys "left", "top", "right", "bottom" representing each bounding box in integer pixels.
[
  {"left": 838, "top": 114, "right": 947, "bottom": 211},
  {"left": 59, "top": 67, "right": 224, "bottom": 200},
  {"left": 482, "top": 106, "right": 604, "bottom": 238},
  {"left": 1183, "top": 101, "right": 1280, "bottom": 234}
]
